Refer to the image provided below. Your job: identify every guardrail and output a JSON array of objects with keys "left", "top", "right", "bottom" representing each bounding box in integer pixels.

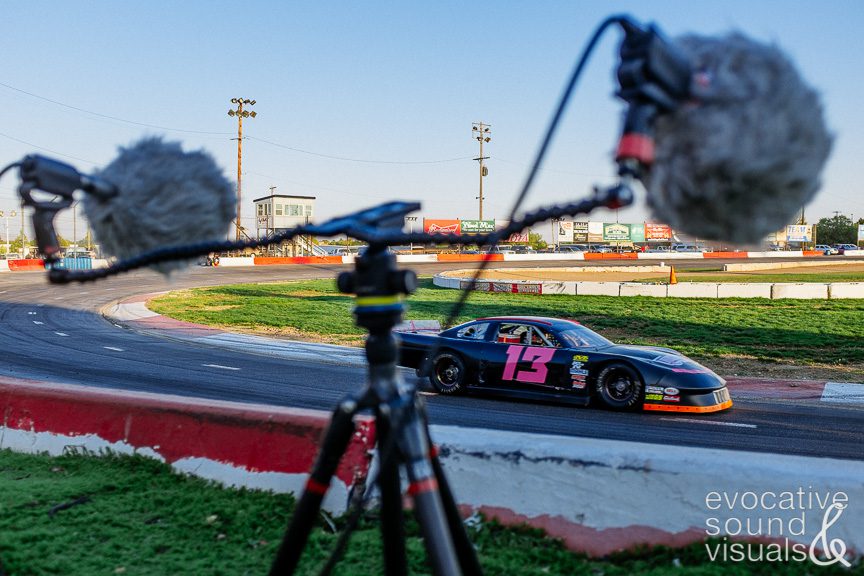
[{"left": 8, "top": 250, "right": 864, "bottom": 272}]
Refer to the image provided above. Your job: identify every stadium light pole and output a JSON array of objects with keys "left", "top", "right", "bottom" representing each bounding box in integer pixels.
[
  {"left": 472, "top": 122, "right": 491, "bottom": 220},
  {"left": 228, "top": 98, "right": 257, "bottom": 242},
  {"left": 0, "top": 210, "right": 15, "bottom": 255},
  {"left": 405, "top": 216, "right": 417, "bottom": 252}
]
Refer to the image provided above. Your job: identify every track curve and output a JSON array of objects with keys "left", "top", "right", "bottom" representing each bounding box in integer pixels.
[{"left": 0, "top": 258, "right": 861, "bottom": 460}]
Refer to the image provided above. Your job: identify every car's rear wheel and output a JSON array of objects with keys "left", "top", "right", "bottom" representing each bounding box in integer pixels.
[
  {"left": 595, "top": 363, "right": 643, "bottom": 410},
  {"left": 429, "top": 352, "right": 466, "bottom": 394}
]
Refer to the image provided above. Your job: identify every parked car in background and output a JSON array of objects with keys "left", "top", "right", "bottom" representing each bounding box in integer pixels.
[
  {"left": 587, "top": 244, "right": 613, "bottom": 253},
  {"left": 815, "top": 245, "right": 839, "bottom": 255},
  {"left": 834, "top": 244, "right": 859, "bottom": 254},
  {"left": 671, "top": 243, "right": 705, "bottom": 253}
]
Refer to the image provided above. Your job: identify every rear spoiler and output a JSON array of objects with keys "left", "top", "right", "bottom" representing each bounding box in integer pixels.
[{"left": 393, "top": 320, "right": 442, "bottom": 333}]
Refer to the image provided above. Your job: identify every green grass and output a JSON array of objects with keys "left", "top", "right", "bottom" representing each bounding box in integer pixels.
[
  {"left": 1, "top": 449, "right": 859, "bottom": 575},
  {"left": 148, "top": 279, "right": 864, "bottom": 366}
]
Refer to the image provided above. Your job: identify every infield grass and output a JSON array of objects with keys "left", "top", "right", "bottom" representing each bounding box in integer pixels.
[
  {"left": 1, "top": 449, "right": 859, "bottom": 575},
  {"left": 148, "top": 279, "right": 864, "bottom": 367}
]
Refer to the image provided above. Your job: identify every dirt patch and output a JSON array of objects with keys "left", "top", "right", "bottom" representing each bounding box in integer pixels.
[{"left": 228, "top": 325, "right": 364, "bottom": 347}]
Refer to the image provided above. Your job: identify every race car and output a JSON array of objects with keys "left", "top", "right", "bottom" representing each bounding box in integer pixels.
[{"left": 397, "top": 316, "right": 732, "bottom": 413}]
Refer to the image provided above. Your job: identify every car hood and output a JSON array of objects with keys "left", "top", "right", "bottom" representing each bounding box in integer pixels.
[{"left": 603, "top": 344, "right": 716, "bottom": 373}]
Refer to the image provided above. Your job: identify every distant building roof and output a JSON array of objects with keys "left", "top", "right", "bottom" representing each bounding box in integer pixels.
[{"left": 252, "top": 194, "right": 316, "bottom": 202}]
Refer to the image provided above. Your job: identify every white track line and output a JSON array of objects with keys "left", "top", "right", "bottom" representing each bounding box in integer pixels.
[
  {"left": 659, "top": 417, "right": 757, "bottom": 429},
  {"left": 54, "top": 332, "right": 69, "bottom": 337},
  {"left": 32, "top": 321, "right": 43, "bottom": 325},
  {"left": 103, "top": 346, "right": 124, "bottom": 352},
  {"left": 202, "top": 364, "right": 240, "bottom": 371}
]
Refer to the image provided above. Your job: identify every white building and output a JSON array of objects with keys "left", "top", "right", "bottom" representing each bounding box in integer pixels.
[{"left": 253, "top": 194, "right": 322, "bottom": 256}]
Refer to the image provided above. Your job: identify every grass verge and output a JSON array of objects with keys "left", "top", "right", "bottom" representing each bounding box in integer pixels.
[
  {"left": 1, "top": 449, "right": 859, "bottom": 575},
  {"left": 148, "top": 279, "right": 864, "bottom": 371}
]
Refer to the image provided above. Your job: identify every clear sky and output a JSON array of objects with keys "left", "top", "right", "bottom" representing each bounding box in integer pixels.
[{"left": 0, "top": 1, "right": 861, "bottom": 242}]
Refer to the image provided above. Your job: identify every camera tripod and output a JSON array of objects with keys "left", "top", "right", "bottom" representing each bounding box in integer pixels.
[{"left": 269, "top": 235, "right": 483, "bottom": 575}]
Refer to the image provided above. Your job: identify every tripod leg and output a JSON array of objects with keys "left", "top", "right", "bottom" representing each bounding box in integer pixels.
[
  {"left": 376, "top": 409, "right": 408, "bottom": 576},
  {"left": 428, "top": 443, "right": 484, "bottom": 576},
  {"left": 399, "top": 411, "right": 462, "bottom": 576},
  {"left": 270, "top": 398, "right": 360, "bottom": 575}
]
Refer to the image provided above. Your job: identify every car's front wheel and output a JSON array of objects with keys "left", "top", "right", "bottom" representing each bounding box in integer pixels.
[
  {"left": 595, "top": 363, "right": 643, "bottom": 410},
  {"left": 429, "top": 352, "right": 467, "bottom": 394}
]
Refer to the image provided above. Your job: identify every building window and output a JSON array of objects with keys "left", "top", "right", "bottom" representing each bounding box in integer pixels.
[
  {"left": 305, "top": 205, "right": 313, "bottom": 217},
  {"left": 288, "top": 204, "right": 303, "bottom": 216},
  {"left": 257, "top": 204, "right": 263, "bottom": 216},
  {"left": 275, "top": 203, "right": 283, "bottom": 216}
]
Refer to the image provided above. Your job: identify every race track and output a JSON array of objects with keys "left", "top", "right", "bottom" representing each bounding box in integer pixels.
[{"left": 1, "top": 258, "right": 862, "bottom": 461}]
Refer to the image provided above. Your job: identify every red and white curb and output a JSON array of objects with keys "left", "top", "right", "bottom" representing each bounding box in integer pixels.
[
  {"left": 0, "top": 377, "right": 374, "bottom": 514},
  {"left": 2, "top": 376, "right": 862, "bottom": 558}
]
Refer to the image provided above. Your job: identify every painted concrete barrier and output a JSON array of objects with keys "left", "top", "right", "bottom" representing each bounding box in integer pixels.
[
  {"left": 435, "top": 273, "right": 863, "bottom": 299},
  {"left": 715, "top": 283, "right": 772, "bottom": 298},
  {"left": 667, "top": 282, "right": 719, "bottom": 298},
  {"left": 431, "top": 425, "right": 864, "bottom": 558},
  {"left": 0, "top": 378, "right": 374, "bottom": 514},
  {"left": 829, "top": 283, "right": 864, "bottom": 299},
  {"left": 6, "top": 258, "right": 44, "bottom": 271},
  {"left": 0, "top": 260, "right": 8, "bottom": 272},
  {"left": 771, "top": 283, "right": 830, "bottom": 299},
  {"left": 574, "top": 281, "right": 620, "bottom": 296},
  {"left": 2, "top": 378, "right": 862, "bottom": 560},
  {"left": 725, "top": 260, "right": 864, "bottom": 272},
  {"left": 1, "top": 250, "right": 846, "bottom": 273},
  {"left": 619, "top": 283, "right": 667, "bottom": 297},
  {"left": 218, "top": 256, "right": 255, "bottom": 267},
  {"left": 504, "top": 253, "right": 584, "bottom": 262}
]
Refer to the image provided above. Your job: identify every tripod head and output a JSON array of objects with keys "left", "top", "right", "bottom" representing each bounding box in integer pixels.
[{"left": 334, "top": 204, "right": 418, "bottom": 367}]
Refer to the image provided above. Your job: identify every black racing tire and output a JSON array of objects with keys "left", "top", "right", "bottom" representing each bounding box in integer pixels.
[
  {"left": 595, "top": 362, "right": 643, "bottom": 410},
  {"left": 429, "top": 352, "right": 467, "bottom": 394}
]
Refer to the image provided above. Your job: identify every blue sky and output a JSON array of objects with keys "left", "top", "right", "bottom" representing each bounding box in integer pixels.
[{"left": 0, "top": 1, "right": 861, "bottom": 241}]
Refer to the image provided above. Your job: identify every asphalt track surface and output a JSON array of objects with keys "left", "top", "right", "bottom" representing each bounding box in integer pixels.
[{"left": 1, "top": 257, "right": 862, "bottom": 461}]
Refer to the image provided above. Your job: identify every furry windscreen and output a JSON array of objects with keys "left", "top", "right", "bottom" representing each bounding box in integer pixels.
[
  {"left": 82, "top": 138, "right": 235, "bottom": 274},
  {"left": 646, "top": 33, "right": 833, "bottom": 245}
]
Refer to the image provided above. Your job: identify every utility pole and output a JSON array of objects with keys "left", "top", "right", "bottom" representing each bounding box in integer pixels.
[
  {"left": 228, "top": 98, "right": 257, "bottom": 242},
  {"left": 0, "top": 210, "right": 15, "bottom": 255},
  {"left": 472, "top": 122, "right": 491, "bottom": 220}
]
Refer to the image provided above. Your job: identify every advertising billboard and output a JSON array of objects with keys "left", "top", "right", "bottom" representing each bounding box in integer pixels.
[
  {"left": 460, "top": 219, "right": 496, "bottom": 234},
  {"left": 558, "top": 221, "right": 574, "bottom": 243},
  {"left": 645, "top": 223, "right": 672, "bottom": 241},
  {"left": 572, "top": 221, "right": 589, "bottom": 242},
  {"left": 858, "top": 224, "right": 864, "bottom": 242},
  {"left": 424, "top": 219, "right": 461, "bottom": 235},
  {"left": 507, "top": 231, "right": 530, "bottom": 243},
  {"left": 785, "top": 224, "right": 812, "bottom": 243},
  {"left": 587, "top": 221, "right": 604, "bottom": 242},
  {"left": 630, "top": 223, "right": 645, "bottom": 243},
  {"left": 603, "top": 223, "right": 631, "bottom": 241}
]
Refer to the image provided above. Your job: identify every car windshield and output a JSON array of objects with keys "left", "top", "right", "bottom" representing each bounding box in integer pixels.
[{"left": 557, "top": 327, "right": 612, "bottom": 348}]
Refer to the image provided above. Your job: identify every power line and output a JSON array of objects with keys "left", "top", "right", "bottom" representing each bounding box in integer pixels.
[
  {"left": 0, "top": 81, "right": 233, "bottom": 136},
  {"left": 247, "top": 136, "right": 470, "bottom": 165},
  {"left": 0, "top": 131, "right": 99, "bottom": 165}
]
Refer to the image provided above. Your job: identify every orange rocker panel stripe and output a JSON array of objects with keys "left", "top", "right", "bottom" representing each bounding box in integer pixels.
[{"left": 643, "top": 399, "right": 733, "bottom": 413}]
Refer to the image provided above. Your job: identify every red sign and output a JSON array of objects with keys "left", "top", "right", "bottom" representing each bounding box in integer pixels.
[
  {"left": 424, "top": 219, "right": 461, "bottom": 234},
  {"left": 645, "top": 223, "right": 672, "bottom": 241}
]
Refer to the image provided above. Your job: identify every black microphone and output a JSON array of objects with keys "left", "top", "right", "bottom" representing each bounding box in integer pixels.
[
  {"left": 613, "top": 23, "right": 833, "bottom": 245},
  {"left": 19, "top": 137, "right": 235, "bottom": 274}
]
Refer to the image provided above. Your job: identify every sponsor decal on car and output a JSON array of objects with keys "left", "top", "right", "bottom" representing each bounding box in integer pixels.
[
  {"left": 663, "top": 395, "right": 680, "bottom": 402},
  {"left": 569, "top": 360, "right": 585, "bottom": 373},
  {"left": 572, "top": 354, "right": 589, "bottom": 363},
  {"left": 646, "top": 385, "right": 664, "bottom": 394},
  {"left": 645, "top": 393, "right": 664, "bottom": 401},
  {"left": 664, "top": 387, "right": 680, "bottom": 395},
  {"left": 569, "top": 368, "right": 589, "bottom": 376}
]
